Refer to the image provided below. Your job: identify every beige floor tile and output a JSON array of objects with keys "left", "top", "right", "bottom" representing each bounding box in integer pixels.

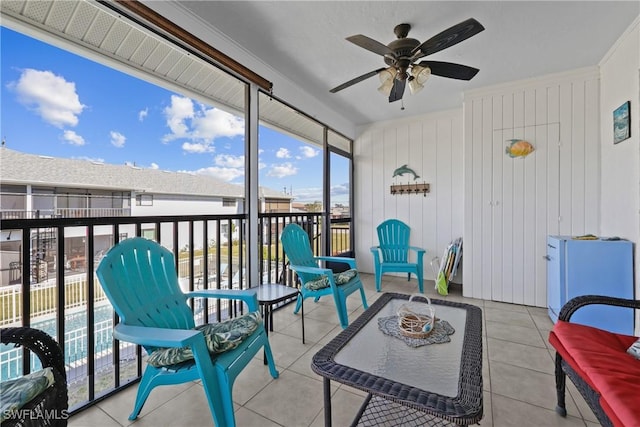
[
  {"left": 96, "top": 380, "right": 196, "bottom": 426},
  {"left": 492, "top": 394, "right": 585, "bottom": 426},
  {"left": 244, "top": 370, "right": 327, "bottom": 427},
  {"left": 486, "top": 320, "right": 547, "bottom": 348},
  {"left": 483, "top": 300, "right": 530, "bottom": 313},
  {"left": 68, "top": 406, "right": 121, "bottom": 427},
  {"left": 484, "top": 307, "right": 538, "bottom": 328},
  {"left": 128, "top": 383, "right": 213, "bottom": 426},
  {"left": 487, "top": 337, "right": 555, "bottom": 374},
  {"left": 490, "top": 362, "right": 579, "bottom": 414},
  {"left": 309, "top": 387, "right": 366, "bottom": 427},
  {"left": 232, "top": 357, "right": 279, "bottom": 405},
  {"left": 233, "top": 407, "right": 282, "bottom": 427}
]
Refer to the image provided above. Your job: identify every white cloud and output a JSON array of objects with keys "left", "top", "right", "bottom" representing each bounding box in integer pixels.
[
  {"left": 292, "top": 186, "right": 323, "bottom": 202},
  {"left": 267, "top": 162, "right": 297, "bottom": 178},
  {"left": 9, "top": 68, "right": 84, "bottom": 128},
  {"left": 138, "top": 108, "right": 148, "bottom": 121},
  {"left": 276, "top": 148, "right": 291, "bottom": 158},
  {"left": 182, "top": 142, "right": 214, "bottom": 153},
  {"left": 62, "top": 130, "right": 85, "bottom": 146},
  {"left": 149, "top": 163, "right": 159, "bottom": 170},
  {"left": 193, "top": 166, "right": 244, "bottom": 182},
  {"left": 162, "top": 96, "right": 244, "bottom": 151},
  {"left": 215, "top": 154, "right": 244, "bottom": 168},
  {"left": 163, "top": 95, "right": 193, "bottom": 141},
  {"left": 110, "top": 131, "right": 126, "bottom": 148},
  {"left": 192, "top": 107, "right": 244, "bottom": 140},
  {"left": 298, "top": 146, "right": 319, "bottom": 158}
]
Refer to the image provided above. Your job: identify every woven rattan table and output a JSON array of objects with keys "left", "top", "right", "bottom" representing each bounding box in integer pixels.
[{"left": 311, "top": 293, "right": 483, "bottom": 426}]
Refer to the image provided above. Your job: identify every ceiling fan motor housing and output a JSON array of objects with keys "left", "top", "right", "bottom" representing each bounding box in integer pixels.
[{"left": 385, "top": 24, "right": 420, "bottom": 79}]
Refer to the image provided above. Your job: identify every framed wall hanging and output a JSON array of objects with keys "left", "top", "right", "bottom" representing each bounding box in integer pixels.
[{"left": 613, "top": 101, "right": 630, "bottom": 144}]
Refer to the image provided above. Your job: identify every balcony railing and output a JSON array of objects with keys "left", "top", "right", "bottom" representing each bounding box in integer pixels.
[
  {"left": 0, "top": 212, "right": 351, "bottom": 415},
  {"left": 0, "top": 208, "right": 131, "bottom": 220}
]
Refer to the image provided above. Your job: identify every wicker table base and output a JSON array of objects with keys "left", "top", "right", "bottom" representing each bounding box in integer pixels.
[{"left": 353, "top": 394, "right": 458, "bottom": 427}]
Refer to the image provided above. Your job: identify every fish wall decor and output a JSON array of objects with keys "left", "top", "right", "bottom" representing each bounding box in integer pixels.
[
  {"left": 505, "top": 139, "right": 534, "bottom": 158},
  {"left": 392, "top": 164, "right": 420, "bottom": 180}
]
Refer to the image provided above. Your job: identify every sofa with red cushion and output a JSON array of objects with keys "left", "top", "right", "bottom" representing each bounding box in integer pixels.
[{"left": 548, "top": 295, "right": 640, "bottom": 427}]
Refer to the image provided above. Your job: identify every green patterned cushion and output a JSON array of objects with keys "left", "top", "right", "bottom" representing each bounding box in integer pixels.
[
  {"left": 304, "top": 269, "right": 358, "bottom": 291},
  {"left": 0, "top": 367, "right": 55, "bottom": 422},
  {"left": 147, "top": 311, "right": 261, "bottom": 368}
]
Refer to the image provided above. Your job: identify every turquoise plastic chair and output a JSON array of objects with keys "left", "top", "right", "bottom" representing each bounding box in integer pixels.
[
  {"left": 280, "top": 223, "right": 368, "bottom": 329},
  {"left": 96, "top": 237, "right": 278, "bottom": 427},
  {"left": 370, "top": 219, "right": 425, "bottom": 293}
]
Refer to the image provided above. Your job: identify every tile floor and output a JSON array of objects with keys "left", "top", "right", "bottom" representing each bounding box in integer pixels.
[{"left": 69, "top": 274, "right": 599, "bottom": 427}]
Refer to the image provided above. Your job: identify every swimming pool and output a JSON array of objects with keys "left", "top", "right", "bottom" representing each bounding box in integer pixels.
[{"left": 1, "top": 305, "right": 114, "bottom": 380}]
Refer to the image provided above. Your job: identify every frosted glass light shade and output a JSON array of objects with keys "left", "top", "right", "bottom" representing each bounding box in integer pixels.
[
  {"left": 409, "top": 65, "right": 431, "bottom": 95},
  {"left": 377, "top": 68, "right": 397, "bottom": 96}
]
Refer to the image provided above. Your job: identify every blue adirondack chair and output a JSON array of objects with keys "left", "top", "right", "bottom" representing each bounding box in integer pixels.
[
  {"left": 96, "top": 237, "right": 278, "bottom": 427},
  {"left": 280, "top": 223, "right": 368, "bottom": 329},
  {"left": 370, "top": 219, "right": 426, "bottom": 293}
]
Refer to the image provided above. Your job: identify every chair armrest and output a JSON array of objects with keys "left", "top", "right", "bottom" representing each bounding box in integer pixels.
[
  {"left": 186, "top": 289, "right": 259, "bottom": 311},
  {"left": 315, "top": 256, "right": 356, "bottom": 269},
  {"left": 289, "top": 264, "right": 333, "bottom": 276},
  {"left": 558, "top": 295, "right": 640, "bottom": 322},
  {"left": 408, "top": 246, "right": 426, "bottom": 254},
  {"left": 114, "top": 324, "right": 203, "bottom": 348}
]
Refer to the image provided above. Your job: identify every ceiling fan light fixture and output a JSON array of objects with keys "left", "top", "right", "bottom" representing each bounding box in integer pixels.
[
  {"left": 408, "top": 65, "right": 431, "bottom": 95},
  {"left": 412, "top": 65, "right": 431, "bottom": 84},
  {"left": 377, "top": 67, "right": 397, "bottom": 96},
  {"left": 408, "top": 78, "right": 424, "bottom": 95}
]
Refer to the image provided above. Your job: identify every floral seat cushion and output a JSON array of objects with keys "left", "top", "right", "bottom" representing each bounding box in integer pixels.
[
  {"left": 0, "top": 367, "right": 55, "bottom": 422},
  {"left": 304, "top": 269, "right": 358, "bottom": 291},
  {"left": 147, "top": 311, "right": 261, "bottom": 368}
]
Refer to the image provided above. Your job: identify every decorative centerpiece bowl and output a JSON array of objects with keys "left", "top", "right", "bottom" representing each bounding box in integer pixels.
[{"left": 397, "top": 294, "right": 436, "bottom": 339}]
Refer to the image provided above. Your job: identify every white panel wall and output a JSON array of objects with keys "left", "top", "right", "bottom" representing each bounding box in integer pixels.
[
  {"left": 463, "top": 68, "right": 601, "bottom": 307},
  {"left": 354, "top": 109, "right": 464, "bottom": 282},
  {"left": 599, "top": 16, "right": 640, "bottom": 332}
]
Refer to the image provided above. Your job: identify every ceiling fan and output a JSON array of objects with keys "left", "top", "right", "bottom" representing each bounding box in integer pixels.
[{"left": 330, "top": 18, "right": 485, "bottom": 103}]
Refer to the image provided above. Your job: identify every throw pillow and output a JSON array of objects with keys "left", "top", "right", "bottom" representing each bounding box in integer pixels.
[
  {"left": 627, "top": 338, "right": 640, "bottom": 360},
  {"left": 0, "top": 367, "right": 55, "bottom": 422}
]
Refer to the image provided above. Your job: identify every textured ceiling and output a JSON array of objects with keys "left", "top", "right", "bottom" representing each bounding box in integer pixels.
[{"left": 176, "top": 1, "right": 639, "bottom": 126}]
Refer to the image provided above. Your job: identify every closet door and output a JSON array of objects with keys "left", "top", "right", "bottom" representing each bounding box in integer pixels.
[{"left": 490, "top": 123, "right": 559, "bottom": 306}]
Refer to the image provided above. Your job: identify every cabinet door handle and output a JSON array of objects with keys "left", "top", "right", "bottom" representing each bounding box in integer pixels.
[{"left": 543, "top": 255, "right": 551, "bottom": 261}]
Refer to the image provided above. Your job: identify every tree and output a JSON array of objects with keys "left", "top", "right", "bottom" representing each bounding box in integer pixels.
[{"left": 304, "top": 201, "right": 322, "bottom": 212}]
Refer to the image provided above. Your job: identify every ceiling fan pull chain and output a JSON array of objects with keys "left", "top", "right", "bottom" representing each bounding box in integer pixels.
[{"left": 401, "top": 99, "right": 405, "bottom": 111}]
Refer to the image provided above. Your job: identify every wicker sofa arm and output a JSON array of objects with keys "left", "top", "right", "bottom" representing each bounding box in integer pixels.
[
  {"left": 1, "top": 327, "right": 68, "bottom": 426},
  {"left": 558, "top": 295, "right": 640, "bottom": 322}
]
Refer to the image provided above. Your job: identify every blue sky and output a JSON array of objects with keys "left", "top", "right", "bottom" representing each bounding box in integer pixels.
[{"left": 1, "top": 27, "right": 349, "bottom": 203}]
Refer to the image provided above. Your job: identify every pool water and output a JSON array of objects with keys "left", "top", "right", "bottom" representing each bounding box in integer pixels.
[{"left": 1, "top": 305, "right": 114, "bottom": 380}]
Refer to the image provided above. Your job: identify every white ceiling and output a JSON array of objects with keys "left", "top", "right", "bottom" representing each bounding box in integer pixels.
[{"left": 175, "top": 1, "right": 639, "bottom": 127}]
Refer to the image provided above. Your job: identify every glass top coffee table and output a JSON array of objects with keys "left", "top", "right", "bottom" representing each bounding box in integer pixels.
[{"left": 311, "top": 292, "right": 483, "bottom": 426}]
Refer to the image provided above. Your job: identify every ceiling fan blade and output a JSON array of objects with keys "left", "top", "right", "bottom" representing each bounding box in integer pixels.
[
  {"left": 418, "top": 61, "right": 480, "bottom": 80},
  {"left": 411, "top": 18, "right": 485, "bottom": 59},
  {"left": 346, "top": 34, "right": 396, "bottom": 57},
  {"left": 388, "top": 79, "right": 406, "bottom": 103},
  {"left": 330, "top": 68, "right": 387, "bottom": 93}
]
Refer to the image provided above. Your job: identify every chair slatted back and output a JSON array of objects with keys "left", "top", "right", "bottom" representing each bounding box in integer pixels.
[
  {"left": 280, "top": 224, "right": 321, "bottom": 283},
  {"left": 377, "top": 219, "right": 411, "bottom": 263},
  {"left": 96, "top": 237, "right": 195, "bottom": 331}
]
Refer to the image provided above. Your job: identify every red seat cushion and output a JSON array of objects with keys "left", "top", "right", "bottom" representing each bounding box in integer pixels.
[{"left": 549, "top": 321, "right": 640, "bottom": 427}]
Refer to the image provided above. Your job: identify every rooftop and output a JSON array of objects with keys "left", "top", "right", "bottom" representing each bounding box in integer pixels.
[{"left": 0, "top": 147, "right": 290, "bottom": 199}]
